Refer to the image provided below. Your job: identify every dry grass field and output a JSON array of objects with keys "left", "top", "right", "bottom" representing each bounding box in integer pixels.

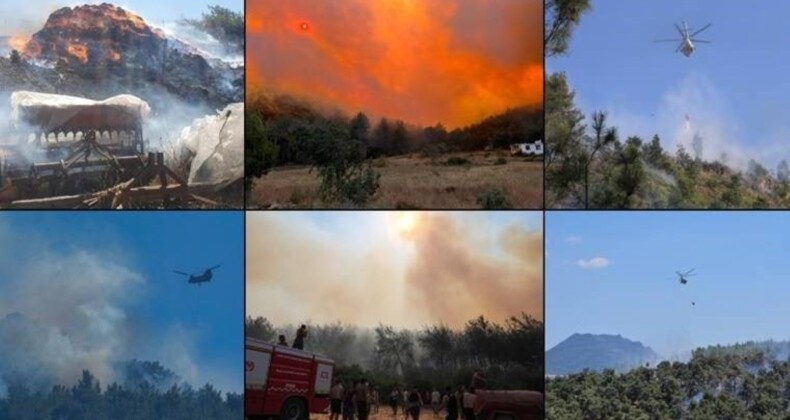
[{"left": 249, "top": 151, "right": 543, "bottom": 209}]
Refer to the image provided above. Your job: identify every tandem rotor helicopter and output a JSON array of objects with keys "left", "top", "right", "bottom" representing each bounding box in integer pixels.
[
  {"left": 174, "top": 265, "right": 220, "bottom": 285},
  {"left": 655, "top": 21, "right": 712, "bottom": 57}
]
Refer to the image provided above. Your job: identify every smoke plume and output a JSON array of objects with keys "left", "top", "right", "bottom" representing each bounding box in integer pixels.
[
  {"left": 402, "top": 213, "right": 543, "bottom": 325},
  {"left": 0, "top": 243, "right": 143, "bottom": 392},
  {"left": 246, "top": 212, "right": 543, "bottom": 329},
  {"left": 0, "top": 217, "right": 232, "bottom": 394},
  {"left": 246, "top": 0, "right": 543, "bottom": 128}
]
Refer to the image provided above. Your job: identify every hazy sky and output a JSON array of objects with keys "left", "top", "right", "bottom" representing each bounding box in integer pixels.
[
  {"left": 549, "top": 1, "right": 790, "bottom": 169},
  {"left": 247, "top": 0, "right": 543, "bottom": 128},
  {"left": 0, "top": 0, "right": 243, "bottom": 34},
  {"left": 247, "top": 211, "right": 543, "bottom": 329},
  {"left": 546, "top": 212, "right": 790, "bottom": 358},
  {"left": 0, "top": 212, "right": 243, "bottom": 393}
]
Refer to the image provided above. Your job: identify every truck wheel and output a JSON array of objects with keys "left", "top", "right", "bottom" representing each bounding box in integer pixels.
[{"left": 280, "top": 398, "right": 307, "bottom": 420}]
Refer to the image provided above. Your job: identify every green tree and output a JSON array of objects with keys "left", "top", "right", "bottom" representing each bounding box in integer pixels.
[
  {"left": 186, "top": 5, "right": 244, "bottom": 51},
  {"left": 545, "top": 0, "right": 592, "bottom": 57},
  {"left": 350, "top": 112, "right": 371, "bottom": 143},
  {"left": 613, "top": 137, "right": 645, "bottom": 208},
  {"left": 244, "top": 112, "right": 278, "bottom": 193},
  {"left": 583, "top": 111, "right": 617, "bottom": 209},
  {"left": 246, "top": 316, "right": 276, "bottom": 341}
]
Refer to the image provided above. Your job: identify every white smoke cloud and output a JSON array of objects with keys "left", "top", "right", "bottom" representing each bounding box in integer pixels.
[
  {"left": 576, "top": 257, "right": 611, "bottom": 270},
  {"left": 0, "top": 219, "right": 237, "bottom": 394},
  {"left": 0, "top": 247, "right": 143, "bottom": 392},
  {"left": 606, "top": 72, "right": 790, "bottom": 171}
]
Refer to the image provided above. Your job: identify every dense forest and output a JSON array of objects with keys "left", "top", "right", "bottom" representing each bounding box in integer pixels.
[
  {"left": 0, "top": 363, "right": 242, "bottom": 420},
  {"left": 545, "top": 0, "right": 790, "bottom": 209},
  {"left": 247, "top": 314, "right": 544, "bottom": 394},
  {"left": 245, "top": 91, "right": 542, "bottom": 205},
  {"left": 547, "top": 341, "right": 790, "bottom": 419}
]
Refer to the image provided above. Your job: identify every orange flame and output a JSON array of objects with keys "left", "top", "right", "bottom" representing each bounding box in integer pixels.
[
  {"left": 8, "top": 35, "right": 29, "bottom": 52},
  {"left": 247, "top": 0, "right": 543, "bottom": 128},
  {"left": 66, "top": 42, "right": 88, "bottom": 63}
]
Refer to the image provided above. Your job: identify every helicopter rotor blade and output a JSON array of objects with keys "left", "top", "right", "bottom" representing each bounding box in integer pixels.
[
  {"left": 674, "top": 23, "right": 685, "bottom": 37},
  {"left": 654, "top": 39, "right": 682, "bottom": 43},
  {"left": 209, "top": 265, "right": 221, "bottom": 270},
  {"left": 691, "top": 39, "right": 711, "bottom": 43},
  {"left": 690, "top": 23, "right": 712, "bottom": 37},
  {"left": 173, "top": 270, "right": 190, "bottom": 276}
]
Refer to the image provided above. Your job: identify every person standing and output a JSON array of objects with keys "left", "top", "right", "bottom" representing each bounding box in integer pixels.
[
  {"left": 356, "top": 379, "right": 370, "bottom": 420},
  {"left": 462, "top": 387, "right": 476, "bottom": 420},
  {"left": 402, "top": 389, "right": 410, "bottom": 417},
  {"left": 371, "top": 387, "right": 380, "bottom": 413},
  {"left": 430, "top": 388, "right": 441, "bottom": 414},
  {"left": 277, "top": 335, "right": 289, "bottom": 346},
  {"left": 330, "top": 380, "right": 344, "bottom": 420},
  {"left": 389, "top": 388, "right": 401, "bottom": 415},
  {"left": 343, "top": 382, "right": 357, "bottom": 420},
  {"left": 441, "top": 387, "right": 459, "bottom": 420},
  {"left": 470, "top": 371, "right": 486, "bottom": 389},
  {"left": 407, "top": 387, "right": 423, "bottom": 420},
  {"left": 292, "top": 324, "right": 308, "bottom": 349}
]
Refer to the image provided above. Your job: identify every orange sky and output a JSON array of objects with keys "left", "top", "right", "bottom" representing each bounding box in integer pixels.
[{"left": 247, "top": 0, "right": 543, "bottom": 128}]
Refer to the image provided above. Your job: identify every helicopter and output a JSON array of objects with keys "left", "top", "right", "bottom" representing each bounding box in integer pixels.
[
  {"left": 675, "top": 268, "right": 696, "bottom": 285},
  {"left": 174, "top": 265, "right": 220, "bottom": 285},
  {"left": 655, "top": 21, "right": 711, "bottom": 57}
]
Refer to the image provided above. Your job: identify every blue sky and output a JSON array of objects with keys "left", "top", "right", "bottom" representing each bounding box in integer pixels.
[
  {"left": 546, "top": 212, "right": 790, "bottom": 358},
  {"left": 0, "top": 212, "right": 242, "bottom": 393},
  {"left": 549, "top": 2, "right": 790, "bottom": 169}
]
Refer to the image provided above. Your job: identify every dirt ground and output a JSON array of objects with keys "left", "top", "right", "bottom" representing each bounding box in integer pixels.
[
  {"left": 312, "top": 406, "right": 449, "bottom": 420},
  {"left": 250, "top": 151, "right": 543, "bottom": 209}
]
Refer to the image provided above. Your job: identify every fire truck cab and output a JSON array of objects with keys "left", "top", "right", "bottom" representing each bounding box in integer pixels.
[{"left": 246, "top": 337, "right": 335, "bottom": 420}]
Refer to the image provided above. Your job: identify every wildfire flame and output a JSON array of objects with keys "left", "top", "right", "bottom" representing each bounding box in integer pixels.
[
  {"left": 247, "top": 0, "right": 543, "bottom": 128},
  {"left": 8, "top": 35, "right": 29, "bottom": 52},
  {"left": 17, "top": 3, "right": 164, "bottom": 66},
  {"left": 66, "top": 42, "right": 89, "bottom": 63}
]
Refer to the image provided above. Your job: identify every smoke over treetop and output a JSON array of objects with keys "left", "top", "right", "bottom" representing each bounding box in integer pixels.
[
  {"left": 246, "top": 212, "right": 543, "bottom": 329},
  {"left": 246, "top": 0, "right": 543, "bottom": 128}
]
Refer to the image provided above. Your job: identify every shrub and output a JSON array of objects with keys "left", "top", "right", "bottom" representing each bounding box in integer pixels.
[
  {"left": 446, "top": 156, "right": 471, "bottom": 166},
  {"left": 477, "top": 190, "right": 512, "bottom": 209}
]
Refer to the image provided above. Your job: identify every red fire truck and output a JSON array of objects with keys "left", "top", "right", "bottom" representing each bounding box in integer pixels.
[
  {"left": 246, "top": 337, "right": 335, "bottom": 420},
  {"left": 473, "top": 390, "right": 544, "bottom": 420}
]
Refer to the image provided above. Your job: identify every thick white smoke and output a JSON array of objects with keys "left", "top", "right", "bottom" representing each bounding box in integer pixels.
[
  {"left": 0, "top": 218, "right": 234, "bottom": 395},
  {"left": 0, "top": 246, "right": 143, "bottom": 394}
]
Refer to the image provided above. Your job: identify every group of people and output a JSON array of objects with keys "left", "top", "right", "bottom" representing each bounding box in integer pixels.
[
  {"left": 276, "top": 324, "right": 308, "bottom": 350},
  {"left": 329, "top": 371, "right": 486, "bottom": 420},
  {"left": 329, "top": 379, "right": 379, "bottom": 420},
  {"left": 385, "top": 386, "right": 480, "bottom": 420}
]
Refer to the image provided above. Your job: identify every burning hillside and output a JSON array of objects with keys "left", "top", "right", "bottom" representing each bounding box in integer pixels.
[
  {"left": 22, "top": 3, "right": 166, "bottom": 69},
  {"left": 2, "top": 3, "right": 243, "bottom": 108}
]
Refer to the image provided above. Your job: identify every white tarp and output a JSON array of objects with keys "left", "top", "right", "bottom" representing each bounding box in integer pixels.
[
  {"left": 176, "top": 102, "right": 243, "bottom": 189},
  {"left": 10, "top": 91, "right": 150, "bottom": 131}
]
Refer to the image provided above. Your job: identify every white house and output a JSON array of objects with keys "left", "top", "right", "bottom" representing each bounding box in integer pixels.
[{"left": 510, "top": 140, "right": 543, "bottom": 156}]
